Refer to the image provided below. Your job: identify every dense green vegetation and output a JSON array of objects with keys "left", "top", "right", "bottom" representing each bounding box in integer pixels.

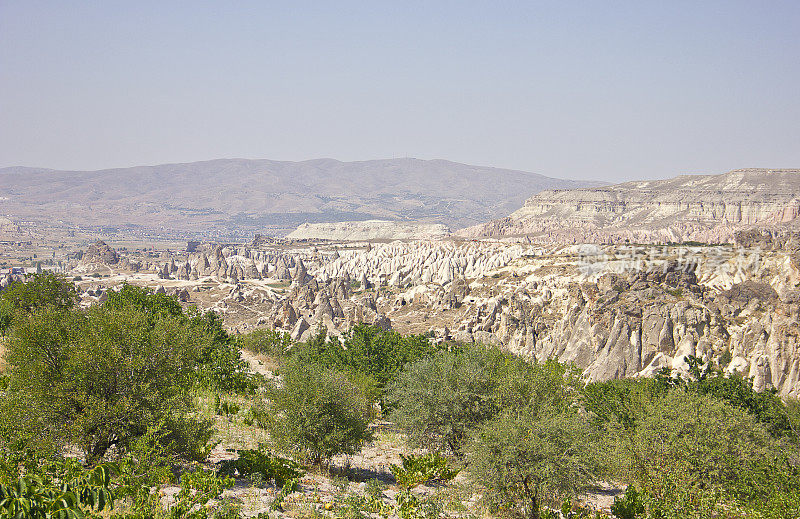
[
  {"left": 264, "top": 358, "right": 374, "bottom": 465},
  {"left": 0, "top": 273, "right": 798, "bottom": 518}
]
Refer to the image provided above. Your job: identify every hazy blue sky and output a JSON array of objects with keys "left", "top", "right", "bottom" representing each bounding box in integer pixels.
[{"left": 1, "top": 1, "right": 798, "bottom": 182}]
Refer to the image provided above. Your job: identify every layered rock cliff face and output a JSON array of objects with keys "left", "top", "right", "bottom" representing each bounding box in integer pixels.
[{"left": 459, "top": 169, "right": 800, "bottom": 243}]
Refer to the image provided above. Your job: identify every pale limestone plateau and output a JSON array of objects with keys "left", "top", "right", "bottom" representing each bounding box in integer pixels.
[
  {"left": 459, "top": 169, "right": 800, "bottom": 243},
  {"left": 60, "top": 230, "right": 800, "bottom": 397},
  {"left": 286, "top": 220, "right": 450, "bottom": 241}
]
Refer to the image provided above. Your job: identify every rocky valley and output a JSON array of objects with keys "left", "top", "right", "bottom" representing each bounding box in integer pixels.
[
  {"left": 3, "top": 164, "right": 800, "bottom": 517},
  {"left": 43, "top": 226, "right": 800, "bottom": 398}
]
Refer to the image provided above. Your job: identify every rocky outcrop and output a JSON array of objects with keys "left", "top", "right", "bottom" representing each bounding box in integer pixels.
[
  {"left": 67, "top": 235, "right": 800, "bottom": 397},
  {"left": 461, "top": 169, "right": 800, "bottom": 244},
  {"left": 80, "top": 240, "right": 119, "bottom": 266},
  {"left": 315, "top": 241, "right": 525, "bottom": 288}
]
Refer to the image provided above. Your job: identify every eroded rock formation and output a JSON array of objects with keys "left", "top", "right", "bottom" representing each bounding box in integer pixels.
[{"left": 461, "top": 169, "right": 800, "bottom": 244}]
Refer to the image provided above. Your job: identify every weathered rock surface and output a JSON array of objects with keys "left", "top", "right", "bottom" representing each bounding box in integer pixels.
[
  {"left": 79, "top": 240, "right": 119, "bottom": 266},
  {"left": 69, "top": 233, "right": 800, "bottom": 397},
  {"left": 461, "top": 169, "right": 800, "bottom": 244}
]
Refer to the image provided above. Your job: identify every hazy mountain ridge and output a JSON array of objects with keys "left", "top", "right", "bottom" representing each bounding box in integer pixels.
[
  {"left": 459, "top": 168, "right": 800, "bottom": 243},
  {"left": 0, "top": 158, "right": 599, "bottom": 236}
]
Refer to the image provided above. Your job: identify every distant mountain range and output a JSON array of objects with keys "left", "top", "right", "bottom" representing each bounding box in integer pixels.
[
  {"left": 0, "top": 158, "right": 600, "bottom": 237},
  {"left": 459, "top": 168, "right": 800, "bottom": 244}
]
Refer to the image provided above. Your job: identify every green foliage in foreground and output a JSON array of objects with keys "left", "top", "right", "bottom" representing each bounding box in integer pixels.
[
  {"left": 166, "top": 468, "right": 236, "bottom": 519},
  {"left": 390, "top": 452, "right": 459, "bottom": 490},
  {"left": 657, "top": 355, "right": 795, "bottom": 439},
  {"left": 387, "top": 345, "right": 580, "bottom": 456},
  {"left": 0, "top": 463, "right": 115, "bottom": 519},
  {"left": 0, "top": 282, "right": 260, "bottom": 468},
  {"left": 587, "top": 368, "right": 800, "bottom": 518},
  {"left": 0, "top": 272, "right": 78, "bottom": 334},
  {"left": 236, "top": 328, "right": 293, "bottom": 358},
  {"left": 469, "top": 405, "right": 600, "bottom": 519},
  {"left": 289, "top": 324, "right": 437, "bottom": 401},
  {"left": 217, "top": 449, "right": 303, "bottom": 486},
  {"left": 1, "top": 302, "right": 214, "bottom": 464},
  {"left": 265, "top": 358, "right": 374, "bottom": 465}
]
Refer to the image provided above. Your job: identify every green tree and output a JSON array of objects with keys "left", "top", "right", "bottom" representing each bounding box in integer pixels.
[
  {"left": 611, "top": 389, "right": 782, "bottom": 508},
  {"left": 105, "top": 284, "right": 255, "bottom": 393},
  {"left": 289, "top": 324, "right": 435, "bottom": 403},
  {"left": 387, "top": 345, "right": 578, "bottom": 456},
  {"left": 468, "top": 405, "right": 600, "bottom": 519},
  {"left": 104, "top": 283, "right": 183, "bottom": 320},
  {"left": 265, "top": 358, "right": 373, "bottom": 465},
  {"left": 0, "top": 272, "right": 77, "bottom": 334},
  {"left": 238, "top": 328, "right": 293, "bottom": 358},
  {"left": 655, "top": 356, "right": 796, "bottom": 440},
  {"left": 1, "top": 303, "right": 213, "bottom": 464}
]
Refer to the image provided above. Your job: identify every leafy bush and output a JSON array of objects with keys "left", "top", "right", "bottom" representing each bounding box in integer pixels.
[
  {"left": 106, "top": 284, "right": 256, "bottom": 393},
  {"left": 265, "top": 359, "right": 373, "bottom": 465},
  {"left": 1, "top": 301, "right": 213, "bottom": 463},
  {"left": 242, "top": 399, "right": 270, "bottom": 429},
  {"left": 269, "top": 478, "right": 299, "bottom": 512},
  {"left": 189, "top": 309, "right": 257, "bottom": 393},
  {"left": 611, "top": 390, "right": 781, "bottom": 506},
  {"left": 656, "top": 356, "right": 795, "bottom": 439},
  {"left": 290, "top": 324, "right": 436, "bottom": 401},
  {"left": 468, "top": 405, "right": 600, "bottom": 519},
  {"left": 168, "top": 468, "right": 235, "bottom": 519},
  {"left": 105, "top": 283, "right": 183, "bottom": 321},
  {"left": 0, "top": 463, "right": 116, "bottom": 518},
  {"left": 115, "top": 423, "right": 175, "bottom": 514},
  {"left": 610, "top": 486, "right": 644, "bottom": 519},
  {"left": 214, "top": 396, "right": 240, "bottom": 419},
  {"left": 0, "top": 272, "right": 77, "bottom": 334},
  {"left": 390, "top": 452, "right": 459, "bottom": 489},
  {"left": 218, "top": 449, "right": 303, "bottom": 486},
  {"left": 238, "top": 328, "right": 293, "bottom": 357},
  {"left": 387, "top": 345, "right": 579, "bottom": 456},
  {"left": 582, "top": 377, "right": 665, "bottom": 431}
]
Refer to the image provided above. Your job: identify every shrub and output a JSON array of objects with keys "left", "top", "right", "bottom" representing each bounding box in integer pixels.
[
  {"left": 0, "top": 272, "right": 77, "bottom": 313},
  {"left": 265, "top": 359, "right": 373, "bottom": 465},
  {"left": 387, "top": 345, "right": 579, "bottom": 456},
  {"left": 218, "top": 448, "right": 303, "bottom": 486},
  {"left": 115, "top": 423, "right": 175, "bottom": 513},
  {"left": 190, "top": 309, "right": 256, "bottom": 393},
  {"left": 106, "top": 284, "right": 256, "bottom": 393},
  {"left": 168, "top": 468, "right": 235, "bottom": 519},
  {"left": 0, "top": 272, "right": 77, "bottom": 334},
  {"left": 610, "top": 486, "right": 644, "bottom": 519},
  {"left": 104, "top": 283, "right": 182, "bottom": 320},
  {"left": 390, "top": 452, "right": 459, "bottom": 489},
  {"left": 1, "top": 303, "right": 213, "bottom": 463},
  {"left": 238, "top": 328, "right": 293, "bottom": 357},
  {"left": 0, "top": 463, "right": 116, "bottom": 518},
  {"left": 612, "top": 390, "right": 782, "bottom": 505},
  {"left": 468, "top": 405, "right": 600, "bottom": 519},
  {"left": 214, "top": 395, "right": 240, "bottom": 419},
  {"left": 290, "top": 324, "right": 436, "bottom": 402},
  {"left": 652, "top": 356, "right": 796, "bottom": 441},
  {"left": 219, "top": 449, "right": 294, "bottom": 481}
]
